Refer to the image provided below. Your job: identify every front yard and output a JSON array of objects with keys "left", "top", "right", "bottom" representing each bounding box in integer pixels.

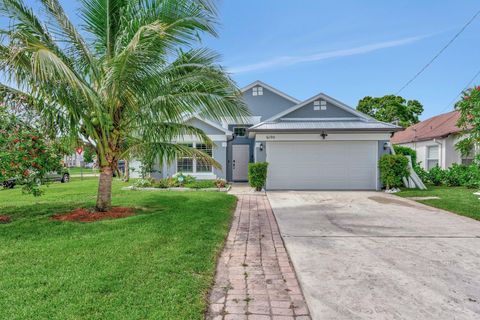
[
  {"left": 397, "top": 186, "right": 480, "bottom": 220},
  {"left": 0, "top": 178, "right": 236, "bottom": 320}
]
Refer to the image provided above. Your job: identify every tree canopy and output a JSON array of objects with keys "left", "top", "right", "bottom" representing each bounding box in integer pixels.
[
  {"left": 356, "top": 95, "right": 424, "bottom": 127},
  {"left": 0, "top": 0, "right": 249, "bottom": 211}
]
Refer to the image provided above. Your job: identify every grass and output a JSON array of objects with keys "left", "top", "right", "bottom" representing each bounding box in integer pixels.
[
  {"left": 397, "top": 186, "right": 480, "bottom": 220},
  {"left": 67, "top": 167, "right": 98, "bottom": 175},
  {"left": 0, "top": 178, "right": 237, "bottom": 320}
]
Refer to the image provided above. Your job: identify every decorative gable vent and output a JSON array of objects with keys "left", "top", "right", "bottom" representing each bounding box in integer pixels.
[
  {"left": 314, "top": 100, "right": 327, "bottom": 111},
  {"left": 252, "top": 86, "right": 263, "bottom": 96}
]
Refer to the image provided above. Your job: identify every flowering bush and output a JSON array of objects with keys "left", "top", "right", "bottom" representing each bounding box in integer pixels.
[
  {"left": 0, "top": 111, "right": 61, "bottom": 196},
  {"left": 456, "top": 86, "right": 480, "bottom": 163}
]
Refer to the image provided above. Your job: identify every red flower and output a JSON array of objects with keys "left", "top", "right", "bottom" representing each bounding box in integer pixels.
[
  {"left": 476, "top": 86, "right": 480, "bottom": 91},
  {"left": 23, "top": 156, "right": 27, "bottom": 161},
  {"left": 31, "top": 136, "right": 38, "bottom": 141},
  {"left": 23, "top": 169, "right": 29, "bottom": 177},
  {"left": 467, "top": 114, "right": 474, "bottom": 120},
  {"left": 13, "top": 138, "right": 19, "bottom": 143},
  {"left": 464, "top": 95, "right": 470, "bottom": 100}
]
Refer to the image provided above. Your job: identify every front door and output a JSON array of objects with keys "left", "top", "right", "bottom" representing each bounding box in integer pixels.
[{"left": 232, "top": 144, "right": 249, "bottom": 181}]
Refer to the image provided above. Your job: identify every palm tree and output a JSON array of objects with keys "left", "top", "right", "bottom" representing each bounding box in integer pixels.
[{"left": 0, "top": 0, "right": 249, "bottom": 211}]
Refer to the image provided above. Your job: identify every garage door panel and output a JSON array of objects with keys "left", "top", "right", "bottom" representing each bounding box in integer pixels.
[{"left": 266, "top": 141, "right": 377, "bottom": 190}]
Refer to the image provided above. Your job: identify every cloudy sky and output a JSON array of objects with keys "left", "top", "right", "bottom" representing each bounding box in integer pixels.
[{"left": 35, "top": 1, "right": 480, "bottom": 119}]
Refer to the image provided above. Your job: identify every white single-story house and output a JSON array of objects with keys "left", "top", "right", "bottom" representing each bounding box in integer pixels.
[
  {"left": 135, "top": 80, "right": 403, "bottom": 190},
  {"left": 391, "top": 111, "right": 476, "bottom": 170}
]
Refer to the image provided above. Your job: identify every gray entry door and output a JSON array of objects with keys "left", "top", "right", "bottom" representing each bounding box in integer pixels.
[{"left": 232, "top": 144, "right": 249, "bottom": 181}]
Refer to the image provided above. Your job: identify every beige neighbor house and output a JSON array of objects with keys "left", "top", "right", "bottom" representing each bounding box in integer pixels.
[{"left": 391, "top": 111, "right": 476, "bottom": 170}]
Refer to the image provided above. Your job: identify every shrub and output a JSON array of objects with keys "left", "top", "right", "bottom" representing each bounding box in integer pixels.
[
  {"left": 427, "top": 166, "right": 445, "bottom": 186},
  {"left": 413, "top": 165, "right": 430, "bottom": 184},
  {"left": 248, "top": 162, "right": 268, "bottom": 191},
  {"left": 173, "top": 173, "right": 196, "bottom": 186},
  {"left": 443, "top": 164, "right": 468, "bottom": 187},
  {"left": 132, "top": 178, "right": 154, "bottom": 188},
  {"left": 393, "top": 145, "right": 417, "bottom": 166},
  {"left": 156, "top": 178, "right": 177, "bottom": 188},
  {"left": 378, "top": 154, "right": 409, "bottom": 189},
  {"left": 184, "top": 180, "right": 216, "bottom": 189}
]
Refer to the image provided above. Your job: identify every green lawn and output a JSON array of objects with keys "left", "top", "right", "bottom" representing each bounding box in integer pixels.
[
  {"left": 67, "top": 167, "right": 98, "bottom": 175},
  {"left": 397, "top": 186, "right": 480, "bottom": 220},
  {"left": 0, "top": 178, "right": 236, "bottom": 320}
]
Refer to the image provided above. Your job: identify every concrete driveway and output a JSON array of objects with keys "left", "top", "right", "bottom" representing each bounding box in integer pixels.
[{"left": 267, "top": 191, "right": 480, "bottom": 320}]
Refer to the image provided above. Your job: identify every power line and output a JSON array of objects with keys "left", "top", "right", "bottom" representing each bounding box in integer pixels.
[
  {"left": 396, "top": 9, "right": 480, "bottom": 94},
  {"left": 441, "top": 67, "right": 480, "bottom": 113}
]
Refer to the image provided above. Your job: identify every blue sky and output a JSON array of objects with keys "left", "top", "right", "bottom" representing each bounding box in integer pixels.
[{"left": 40, "top": 1, "right": 480, "bottom": 119}]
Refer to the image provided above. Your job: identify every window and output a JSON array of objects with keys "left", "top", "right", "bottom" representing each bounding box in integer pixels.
[
  {"left": 461, "top": 150, "right": 475, "bottom": 165},
  {"left": 427, "top": 145, "right": 439, "bottom": 170},
  {"left": 177, "top": 143, "right": 194, "bottom": 172},
  {"left": 320, "top": 100, "right": 327, "bottom": 110},
  {"left": 176, "top": 143, "right": 213, "bottom": 173},
  {"left": 313, "top": 100, "right": 327, "bottom": 111},
  {"left": 233, "top": 127, "right": 246, "bottom": 137},
  {"left": 252, "top": 86, "right": 263, "bottom": 96},
  {"left": 195, "top": 143, "right": 213, "bottom": 172}
]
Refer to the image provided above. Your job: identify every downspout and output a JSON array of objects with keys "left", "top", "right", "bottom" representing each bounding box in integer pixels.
[{"left": 433, "top": 138, "right": 443, "bottom": 169}]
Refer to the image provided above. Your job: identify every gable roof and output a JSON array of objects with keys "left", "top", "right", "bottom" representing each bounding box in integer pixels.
[
  {"left": 184, "top": 114, "right": 233, "bottom": 135},
  {"left": 261, "top": 92, "right": 373, "bottom": 123},
  {"left": 248, "top": 91, "right": 403, "bottom": 133},
  {"left": 391, "top": 111, "right": 468, "bottom": 144},
  {"left": 241, "top": 80, "right": 301, "bottom": 105}
]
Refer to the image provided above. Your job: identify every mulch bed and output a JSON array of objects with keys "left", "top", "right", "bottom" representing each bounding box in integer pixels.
[
  {"left": 0, "top": 215, "right": 11, "bottom": 224},
  {"left": 51, "top": 207, "right": 135, "bottom": 222}
]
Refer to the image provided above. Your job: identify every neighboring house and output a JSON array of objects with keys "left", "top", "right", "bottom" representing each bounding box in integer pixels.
[
  {"left": 144, "top": 80, "right": 402, "bottom": 190},
  {"left": 391, "top": 111, "right": 475, "bottom": 170},
  {"left": 64, "top": 152, "right": 84, "bottom": 167}
]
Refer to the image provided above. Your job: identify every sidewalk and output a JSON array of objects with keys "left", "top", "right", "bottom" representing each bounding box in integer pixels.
[{"left": 206, "top": 194, "right": 311, "bottom": 320}]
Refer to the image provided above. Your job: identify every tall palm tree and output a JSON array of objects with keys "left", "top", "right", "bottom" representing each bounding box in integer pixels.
[{"left": 0, "top": 0, "right": 249, "bottom": 211}]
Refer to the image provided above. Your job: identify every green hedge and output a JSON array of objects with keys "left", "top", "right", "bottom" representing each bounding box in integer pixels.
[
  {"left": 248, "top": 162, "right": 268, "bottom": 191},
  {"left": 393, "top": 145, "right": 417, "bottom": 166},
  {"left": 379, "top": 154, "right": 409, "bottom": 189},
  {"left": 420, "top": 164, "right": 480, "bottom": 189}
]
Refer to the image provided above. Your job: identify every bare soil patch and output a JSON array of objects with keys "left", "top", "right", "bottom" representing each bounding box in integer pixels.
[
  {"left": 52, "top": 207, "right": 135, "bottom": 222},
  {"left": 0, "top": 215, "right": 11, "bottom": 224}
]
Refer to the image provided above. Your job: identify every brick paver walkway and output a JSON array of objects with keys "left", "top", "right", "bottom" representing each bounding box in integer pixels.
[{"left": 206, "top": 195, "right": 311, "bottom": 320}]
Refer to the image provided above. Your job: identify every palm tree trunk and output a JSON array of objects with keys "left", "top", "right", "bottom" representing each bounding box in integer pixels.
[
  {"left": 96, "top": 165, "right": 113, "bottom": 211},
  {"left": 124, "top": 159, "right": 130, "bottom": 182}
]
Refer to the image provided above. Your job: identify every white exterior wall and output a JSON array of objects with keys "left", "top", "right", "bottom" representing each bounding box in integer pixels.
[{"left": 397, "top": 135, "right": 463, "bottom": 170}]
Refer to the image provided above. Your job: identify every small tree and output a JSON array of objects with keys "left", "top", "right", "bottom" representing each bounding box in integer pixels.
[
  {"left": 357, "top": 95, "right": 424, "bottom": 127},
  {"left": 378, "top": 154, "right": 409, "bottom": 189},
  {"left": 248, "top": 162, "right": 268, "bottom": 191},
  {"left": 455, "top": 86, "right": 480, "bottom": 163},
  {"left": 0, "top": 109, "right": 62, "bottom": 195}
]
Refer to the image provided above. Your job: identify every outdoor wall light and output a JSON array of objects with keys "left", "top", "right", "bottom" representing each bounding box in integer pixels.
[
  {"left": 259, "top": 143, "right": 264, "bottom": 151},
  {"left": 383, "top": 142, "right": 389, "bottom": 151}
]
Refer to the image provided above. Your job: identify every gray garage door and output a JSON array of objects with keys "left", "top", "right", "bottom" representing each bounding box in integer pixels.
[{"left": 266, "top": 141, "right": 377, "bottom": 190}]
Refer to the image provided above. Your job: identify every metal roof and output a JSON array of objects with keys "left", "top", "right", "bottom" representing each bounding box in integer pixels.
[{"left": 249, "top": 120, "right": 402, "bottom": 132}]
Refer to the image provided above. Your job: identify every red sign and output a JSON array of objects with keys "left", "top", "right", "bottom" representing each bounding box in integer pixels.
[{"left": 75, "top": 147, "right": 83, "bottom": 155}]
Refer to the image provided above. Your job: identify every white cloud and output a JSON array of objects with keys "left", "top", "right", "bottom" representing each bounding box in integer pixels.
[{"left": 229, "top": 35, "right": 428, "bottom": 74}]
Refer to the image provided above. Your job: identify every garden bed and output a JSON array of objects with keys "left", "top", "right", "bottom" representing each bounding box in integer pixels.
[
  {"left": 127, "top": 175, "right": 231, "bottom": 192},
  {"left": 122, "top": 185, "right": 231, "bottom": 192},
  {"left": 51, "top": 207, "right": 135, "bottom": 222}
]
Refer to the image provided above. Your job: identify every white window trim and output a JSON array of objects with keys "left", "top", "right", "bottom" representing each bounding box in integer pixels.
[
  {"left": 426, "top": 145, "right": 439, "bottom": 170},
  {"left": 176, "top": 142, "right": 214, "bottom": 174}
]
